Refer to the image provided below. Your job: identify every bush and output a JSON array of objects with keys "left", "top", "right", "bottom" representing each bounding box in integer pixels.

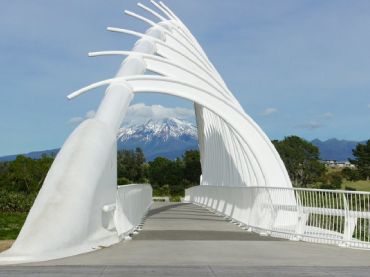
[
  {"left": 153, "top": 184, "right": 170, "bottom": 197},
  {"left": 170, "top": 184, "right": 185, "bottom": 197},
  {"left": 342, "top": 167, "right": 361, "bottom": 181},
  {"left": 318, "top": 172, "right": 342, "bottom": 190},
  {"left": 170, "top": 195, "right": 182, "bottom": 202},
  {"left": 330, "top": 174, "right": 342, "bottom": 188},
  {"left": 117, "top": 177, "right": 132, "bottom": 186},
  {"left": 0, "top": 190, "right": 37, "bottom": 212}
]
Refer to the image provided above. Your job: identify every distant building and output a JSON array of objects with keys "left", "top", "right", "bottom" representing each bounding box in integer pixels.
[{"left": 320, "top": 160, "right": 355, "bottom": 168}]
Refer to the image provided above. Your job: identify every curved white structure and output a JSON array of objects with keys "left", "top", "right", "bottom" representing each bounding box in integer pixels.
[{"left": 0, "top": 1, "right": 296, "bottom": 264}]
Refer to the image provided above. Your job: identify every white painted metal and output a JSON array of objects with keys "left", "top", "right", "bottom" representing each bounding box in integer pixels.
[
  {"left": 0, "top": 6, "right": 164, "bottom": 264},
  {"left": 67, "top": 74, "right": 292, "bottom": 190},
  {"left": 114, "top": 184, "right": 152, "bottom": 238},
  {"left": 185, "top": 186, "right": 370, "bottom": 249},
  {"left": 2, "top": 0, "right": 362, "bottom": 265},
  {"left": 0, "top": 182, "right": 152, "bottom": 265}
]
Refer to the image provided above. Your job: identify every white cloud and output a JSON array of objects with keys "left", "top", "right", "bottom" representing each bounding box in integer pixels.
[
  {"left": 86, "top": 110, "right": 96, "bottom": 119},
  {"left": 319, "top": 112, "right": 334, "bottom": 119},
  {"left": 68, "top": 104, "right": 195, "bottom": 126},
  {"left": 123, "top": 103, "right": 194, "bottom": 125},
  {"left": 294, "top": 112, "right": 333, "bottom": 130},
  {"left": 68, "top": 110, "right": 96, "bottom": 124},
  {"left": 260, "top": 107, "right": 278, "bottom": 116},
  {"left": 68, "top": 116, "right": 84, "bottom": 124},
  {"left": 294, "top": 121, "right": 322, "bottom": 130}
]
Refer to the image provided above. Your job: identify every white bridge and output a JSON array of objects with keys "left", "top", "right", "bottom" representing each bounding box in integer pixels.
[{"left": 1, "top": 1, "right": 370, "bottom": 265}]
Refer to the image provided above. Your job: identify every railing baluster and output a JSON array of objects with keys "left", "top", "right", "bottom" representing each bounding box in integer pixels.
[{"left": 185, "top": 185, "right": 370, "bottom": 249}]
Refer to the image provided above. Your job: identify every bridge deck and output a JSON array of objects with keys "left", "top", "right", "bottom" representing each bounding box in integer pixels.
[{"left": 3, "top": 202, "right": 370, "bottom": 276}]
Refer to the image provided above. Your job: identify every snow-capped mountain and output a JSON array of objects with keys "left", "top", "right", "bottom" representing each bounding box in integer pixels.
[{"left": 117, "top": 118, "right": 198, "bottom": 160}]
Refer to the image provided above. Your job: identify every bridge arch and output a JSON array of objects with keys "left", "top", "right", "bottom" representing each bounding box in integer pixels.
[
  {"left": 0, "top": 1, "right": 297, "bottom": 264},
  {"left": 69, "top": 74, "right": 291, "bottom": 189}
]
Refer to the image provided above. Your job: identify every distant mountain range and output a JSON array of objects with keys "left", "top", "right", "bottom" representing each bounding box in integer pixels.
[
  {"left": 0, "top": 118, "right": 198, "bottom": 162},
  {"left": 0, "top": 117, "right": 366, "bottom": 162},
  {"left": 311, "top": 138, "right": 366, "bottom": 161},
  {"left": 117, "top": 118, "right": 198, "bottom": 160},
  {"left": 0, "top": 148, "right": 60, "bottom": 162}
]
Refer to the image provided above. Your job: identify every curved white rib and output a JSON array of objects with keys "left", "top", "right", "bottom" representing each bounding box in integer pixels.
[
  {"left": 155, "top": 4, "right": 234, "bottom": 98},
  {"left": 122, "top": 13, "right": 217, "bottom": 75},
  {"left": 137, "top": 2, "right": 167, "bottom": 22},
  {"left": 150, "top": 0, "right": 172, "bottom": 20},
  {"left": 88, "top": 51, "right": 230, "bottom": 100},
  {"left": 108, "top": 27, "right": 217, "bottom": 82},
  {"left": 67, "top": 74, "right": 292, "bottom": 188},
  {"left": 107, "top": 27, "right": 233, "bottom": 96},
  {"left": 69, "top": 55, "right": 291, "bottom": 186},
  {"left": 67, "top": 76, "right": 263, "bottom": 187},
  {"left": 124, "top": 10, "right": 158, "bottom": 27},
  {"left": 159, "top": 1, "right": 179, "bottom": 20}
]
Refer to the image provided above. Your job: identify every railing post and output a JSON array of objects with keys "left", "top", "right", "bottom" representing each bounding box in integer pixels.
[
  {"left": 291, "top": 191, "right": 307, "bottom": 241},
  {"left": 340, "top": 193, "right": 357, "bottom": 247},
  {"left": 259, "top": 187, "right": 273, "bottom": 237}
]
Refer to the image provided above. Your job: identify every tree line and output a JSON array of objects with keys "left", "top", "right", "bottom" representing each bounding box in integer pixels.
[
  {"left": 116, "top": 148, "right": 201, "bottom": 197},
  {"left": 0, "top": 137, "right": 369, "bottom": 212},
  {"left": 0, "top": 155, "right": 54, "bottom": 212},
  {"left": 273, "top": 136, "right": 370, "bottom": 189}
]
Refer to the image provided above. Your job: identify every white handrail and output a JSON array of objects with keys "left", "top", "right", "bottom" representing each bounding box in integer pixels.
[{"left": 185, "top": 185, "right": 370, "bottom": 249}]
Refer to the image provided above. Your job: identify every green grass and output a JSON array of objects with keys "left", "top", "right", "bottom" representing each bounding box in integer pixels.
[
  {"left": 341, "top": 180, "right": 370, "bottom": 191},
  {"left": 326, "top": 167, "right": 343, "bottom": 174},
  {"left": 323, "top": 167, "right": 370, "bottom": 192},
  {"left": 0, "top": 212, "right": 27, "bottom": 240}
]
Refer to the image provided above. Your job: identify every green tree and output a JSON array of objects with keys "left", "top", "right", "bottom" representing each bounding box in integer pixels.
[
  {"left": 330, "top": 173, "right": 342, "bottom": 188},
  {"left": 148, "top": 157, "right": 184, "bottom": 187},
  {"left": 319, "top": 172, "right": 342, "bottom": 189},
  {"left": 183, "top": 150, "right": 201, "bottom": 185},
  {"left": 273, "top": 136, "right": 326, "bottom": 187},
  {"left": 0, "top": 155, "right": 54, "bottom": 212},
  {"left": 4, "top": 155, "right": 54, "bottom": 193},
  {"left": 350, "top": 140, "right": 370, "bottom": 180},
  {"left": 117, "top": 148, "right": 147, "bottom": 183},
  {"left": 342, "top": 167, "right": 361, "bottom": 181},
  {"left": 7, "top": 156, "right": 37, "bottom": 193},
  {"left": 134, "top": 147, "right": 146, "bottom": 182},
  {"left": 0, "top": 161, "right": 10, "bottom": 189}
]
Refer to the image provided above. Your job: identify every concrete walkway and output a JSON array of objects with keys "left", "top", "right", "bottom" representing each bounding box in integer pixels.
[{"left": 2, "top": 202, "right": 370, "bottom": 276}]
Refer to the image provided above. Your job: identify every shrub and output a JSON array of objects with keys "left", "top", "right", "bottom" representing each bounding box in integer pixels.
[
  {"left": 153, "top": 184, "right": 170, "bottom": 196},
  {"left": 342, "top": 167, "right": 361, "bottom": 181},
  {"left": 170, "top": 195, "right": 182, "bottom": 202},
  {"left": 0, "top": 190, "right": 37, "bottom": 212},
  {"left": 117, "top": 177, "right": 132, "bottom": 186}
]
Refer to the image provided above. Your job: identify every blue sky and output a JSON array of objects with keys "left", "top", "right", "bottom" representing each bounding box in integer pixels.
[{"left": 0, "top": 0, "right": 369, "bottom": 156}]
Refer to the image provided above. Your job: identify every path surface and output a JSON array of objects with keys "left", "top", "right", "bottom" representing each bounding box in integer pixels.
[
  {"left": 2, "top": 202, "right": 370, "bottom": 276},
  {"left": 0, "top": 241, "right": 12, "bottom": 253}
]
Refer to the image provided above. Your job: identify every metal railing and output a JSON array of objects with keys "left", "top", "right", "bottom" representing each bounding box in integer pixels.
[
  {"left": 185, "top": 186, "right": 370, "bottom": 249},
  {"left": 114, "top": 184, "right": 152, "bottom": 239}
]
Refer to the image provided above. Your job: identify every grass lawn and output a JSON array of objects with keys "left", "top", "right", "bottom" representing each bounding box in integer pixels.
[
  {"left": 341, "top": 180, "right": 370, "bottom": 192},
  {"left": 327, "top": 167, "right": 343, "bottom": 174},
  {"left": 0, "top": 212, "right": 27, "bottom": 240}
]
